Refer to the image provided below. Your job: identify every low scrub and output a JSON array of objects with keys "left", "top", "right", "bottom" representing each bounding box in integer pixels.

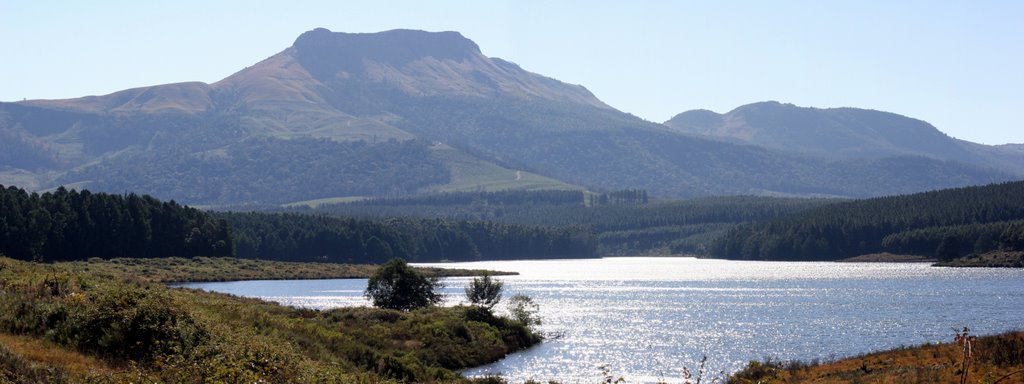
[
  {"left": 727, "top": 330, "right": 1024, "bottom": 384},
  {"left": 0, "top": 257, "right": 540, "bottom": 383}
]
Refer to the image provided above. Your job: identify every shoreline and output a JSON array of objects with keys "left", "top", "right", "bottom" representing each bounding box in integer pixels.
[
  {"left": 934, "top": 250, "right": 1024, "bottom": 268},
  {"left": 836, "top": 253, "right": 936, "bottom": 263},
  {"left": 62, "top": 256, "right": 516, "bottom": 284}
]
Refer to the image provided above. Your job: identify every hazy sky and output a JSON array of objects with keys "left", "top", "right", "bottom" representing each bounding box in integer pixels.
[{"left": 2, "top": 1, "right": 1022, "bottom": 144}]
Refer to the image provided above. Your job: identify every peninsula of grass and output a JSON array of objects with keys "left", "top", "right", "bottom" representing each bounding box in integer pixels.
[
  {"left": 0, "top": 257, "right": 537, "bottom": 383},
  {"left": 837, "top": 253, "right": 935, "bottom": 263},
  {"left": 934, "top": 250, "right": 1024, "bottom": 268},
  {"left": 64, "top": 256, "right": 516, "bottom": 284}
]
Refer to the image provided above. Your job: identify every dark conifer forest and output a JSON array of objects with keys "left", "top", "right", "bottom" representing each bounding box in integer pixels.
[
  {"left": 5, "top": 181, "right": 1023, "bottom": 264},
  {"left": 220, "top": 212, "right": 597, "bottom": 263},
  {"left": 0, "top": 185, "right": 232, "bottom": 261},
  {"left": 711, "top": 181, "right": 1024, "bottom": 261},
  {"left": 0, "top": 185, "right": 597, "bottom": 263},
  {"left": 315, "top": 192, "right": 834, "bottom": 255}
]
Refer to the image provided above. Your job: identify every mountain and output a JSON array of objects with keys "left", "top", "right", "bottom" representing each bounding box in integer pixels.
[
  {"left": 664, "top": 101, "right": 1024, "bottom": 175},
  {"left": 0, "top": 29, "right": 1017, "bottom": 206}
]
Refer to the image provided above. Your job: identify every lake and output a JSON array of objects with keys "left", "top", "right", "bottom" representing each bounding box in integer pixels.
[{"left": 177, "top": 257, "right": 1024, "bottom": 383}]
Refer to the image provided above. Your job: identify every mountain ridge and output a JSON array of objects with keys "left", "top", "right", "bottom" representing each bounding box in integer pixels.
[
  {"left": 665, "top": 101, "right": 1024, "bottom": 175},
  {"left": 0, "top": 29, "right": 1018, "bottom": 205}
]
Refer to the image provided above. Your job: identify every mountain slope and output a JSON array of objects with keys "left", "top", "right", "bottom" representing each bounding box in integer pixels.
[
  {"left": 0, "top": 29, "right": 1017, "bottom": 205},
  {"left": 665, "top": 101, "right": 1024, "bottom": 175}
]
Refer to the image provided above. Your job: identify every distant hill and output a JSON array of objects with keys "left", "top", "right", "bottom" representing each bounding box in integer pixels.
[
  {"left": 0, "top": 29, "right": 1017, "bottom": 205},
  {"left": 665, "top": 101, "right": 1024, "bottom": 175}
]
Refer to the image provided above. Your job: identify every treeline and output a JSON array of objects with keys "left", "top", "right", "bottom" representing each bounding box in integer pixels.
[
  {"left": 313, "top": 195, "right": 833, "bottom": 256},
  {"left": 587, "top": 189, "right": 648, "bottom": 206},
  {"left": 337, "top": 188, "right": 649, "bottom": 209},
  {"left": 881, "top": 220, "right": 1024, "bottom": 259},
  {"left": 0, "top": 185, "right": 232, "bottom": 262},
  {"left": 511, "top": 196, "right": 833, "bottom": 255},
  {"left": 501, "top": 196, "right": 833, "bottom": 231},
  {"left": 220, "top": 212, "right": 596, "bottom": 263},
  {"left": 345, "top": 189, "right": 584, "bottom": 207},
  {"left": 711, "top": 181, "right": 1024, "bottom": 261},
  {"left": 0, "top": 184, "right": 597, "bottom": 263}
]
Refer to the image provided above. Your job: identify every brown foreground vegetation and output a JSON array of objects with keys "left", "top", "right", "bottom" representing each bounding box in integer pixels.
[
  {"left": 0, "top": 257, "right": 534, "bottom": 383},
  {"left": 728, "top": 330, "right": 1024, "bottom": 384}
]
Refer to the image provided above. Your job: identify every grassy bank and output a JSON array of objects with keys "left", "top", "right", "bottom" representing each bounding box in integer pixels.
[
  {"left": 60, "top": 256, "right": 515, "bottom": 283},
  {"left": 728, "top": 330, "right": 1024, "bottom": 384},
  {"left": 936, "top": 250, "right": 1024, "bottom": 268},
  {"left": 0, "top": 257, "right": 537, "bottom": 383},
  {"left": 837, "top": 253, "right": 935, "bottom": 263}
]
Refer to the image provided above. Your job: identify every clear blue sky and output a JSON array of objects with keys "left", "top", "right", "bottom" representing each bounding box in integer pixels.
[{"left": 2, "top": 1, "right": 1022, "bottom": 144}]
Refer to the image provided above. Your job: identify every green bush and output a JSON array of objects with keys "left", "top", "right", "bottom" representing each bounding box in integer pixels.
[
  {"left": 60, "top": 283, "right": 209, "bottom": 362},
  {"left": 365, "top": 258, "right": 443, "bottom": 311},
  {"left": 465, "top": 272, "right": 504, "bottom": 310},
  {"left": 506, "top": 294, "right": 542, "bottom": 330}
]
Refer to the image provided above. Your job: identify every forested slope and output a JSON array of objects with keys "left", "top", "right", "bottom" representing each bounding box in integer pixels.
[
  {"left": 0, "top": 185, "right": 596, "bottom": 263},
  {"left": 221, "top": 212, "right": 596, "bottom": 263},
  {"left": 711, "top": 181, "right": 1024, "bottom": 261},
  {"left": 313, "top": 192, "right": 835, "bottom": 255},
  {"left": 0, "top": 185, "right": 232, "bottom": 261}
]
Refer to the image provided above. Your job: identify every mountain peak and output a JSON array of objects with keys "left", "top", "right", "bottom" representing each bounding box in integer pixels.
[{"left": 293, "top": 28, "right": 481, "bottom": 80}]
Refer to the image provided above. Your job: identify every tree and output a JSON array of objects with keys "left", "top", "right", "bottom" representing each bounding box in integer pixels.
[
  {"left": 936, "top": 235, "right": 961, "bottom": 261},
  {"left": 365, "top": 258, "right": 443, "bottom": 311},
  {"left": 465, "top": 272, "right": 503, "bottom": 310},
  {"left": 506, "top": 294, "right": 541, "bottom": 330}
]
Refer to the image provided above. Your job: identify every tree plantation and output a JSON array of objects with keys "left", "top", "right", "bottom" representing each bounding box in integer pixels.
[
  {"left": 0, "top": 185, "right": 597, "bottom": 263},
  {"left": 711, "top": 181, "right": 1024, "bottom": 261},
  {"left": 0, "top": 185, "right": 232, "bottom": 262},
  {"left": 317, "top": 192, "right": 834, "bottom": 256}
]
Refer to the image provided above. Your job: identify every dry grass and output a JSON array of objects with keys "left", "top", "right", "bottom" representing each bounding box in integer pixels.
[
  {"left": 728, "top": 331, "right": 1024, "bottom": 384},
  {"left": 0, "top": 332, "right": 116, "bottom": 382},
  {"left": 60, "top": 256, "right": 512, "bottom": 284}
]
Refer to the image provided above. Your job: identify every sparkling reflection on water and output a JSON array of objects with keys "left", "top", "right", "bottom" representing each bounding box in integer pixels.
[{"left": 178, "top": 257, "right": 1024, "bottom": 383}]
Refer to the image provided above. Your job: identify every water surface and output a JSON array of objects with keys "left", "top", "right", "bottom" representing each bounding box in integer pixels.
[{"left": 179, "top": 257, "right": 1024, "bottom": 383}]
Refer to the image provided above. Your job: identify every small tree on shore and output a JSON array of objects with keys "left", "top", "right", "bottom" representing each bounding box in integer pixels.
[
  {"left": 937, "top": 235, "right": 961, "bottom": 261},
  {"left": 507, "top": 294, "right": 541, "bottom": 330},
  {"left": 465, "top": 272, "right": 503, "bottom": 310},
  {"left": 365, "top": 258, "right": 442, "bottom": 311}
]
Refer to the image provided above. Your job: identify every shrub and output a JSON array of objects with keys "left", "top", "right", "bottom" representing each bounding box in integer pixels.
[
  {"left": 465, "top": 272, "right": 504, "bottom": 310},
  {"left": 60, "top": 284, "right": 208, "bottom": 362},
  {"left": 365, "top": 258, "right": 443, "bottom": 311},
  {"left": 506, "top": 294, "right": 541, "bottom": 330}
]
